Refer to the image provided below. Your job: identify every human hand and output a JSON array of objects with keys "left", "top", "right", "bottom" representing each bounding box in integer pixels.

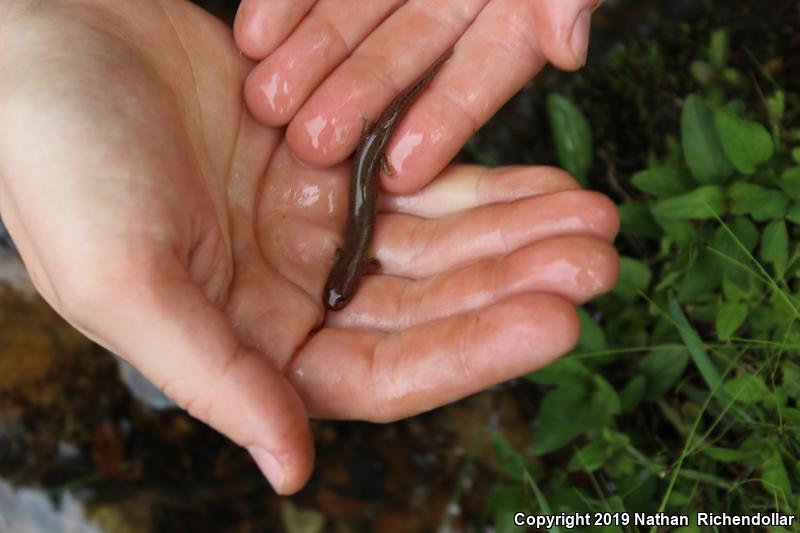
[
  {"left": 0, "top": 0, "right": 617, "bottom": 495},
  {"left": 235, "top": 0, "right": 603, "bottom": 193}
]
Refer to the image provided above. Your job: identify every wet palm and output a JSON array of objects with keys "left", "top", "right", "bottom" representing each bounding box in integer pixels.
[{"left": 0, "top": 0, "right": 617, "bottom": 494}]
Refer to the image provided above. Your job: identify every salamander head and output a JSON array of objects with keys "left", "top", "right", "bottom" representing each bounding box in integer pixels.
[
  {"left": 324, "top": 284, "right": 352, "bottom": 311},
  {"left": 323, "top": 251, "right": 360, "bottom": 310}
]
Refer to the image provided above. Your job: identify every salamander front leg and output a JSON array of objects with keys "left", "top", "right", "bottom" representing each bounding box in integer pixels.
[{"left": 360, "top": 257, "right": 381, "bottom": 274}]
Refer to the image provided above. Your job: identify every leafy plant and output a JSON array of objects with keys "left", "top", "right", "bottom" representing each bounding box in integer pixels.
[{"left": 493, "top": 26, "right": 800, "bottom": 531}]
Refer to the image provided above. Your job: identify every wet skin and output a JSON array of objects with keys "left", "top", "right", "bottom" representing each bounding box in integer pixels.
[{"left": 323, "top": 49, "right": 453, "bottom": 310}]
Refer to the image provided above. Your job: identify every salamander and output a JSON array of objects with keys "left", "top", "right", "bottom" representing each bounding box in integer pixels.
[{"left": 323, "top": 48, "right": 452, "bottom": 310}]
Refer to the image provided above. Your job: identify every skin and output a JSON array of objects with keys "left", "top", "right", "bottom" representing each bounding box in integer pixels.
[
  {"left": 0, "top": 0, "right": 615, "bottom": 495},
  {"left": 324, "top": 49, "right": 452, "bottom": 310}
]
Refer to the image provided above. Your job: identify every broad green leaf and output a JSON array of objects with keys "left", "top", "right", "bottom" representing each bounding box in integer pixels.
[
  {"left": 619, "top": 375, "right": 646, "bottom": 413},
  {"left": 792, "top": 147, "right": 800, "bottom": 164},
  {"left": 713, "top": 220, "right": 759, "bottom": 293},
  {"left": 681, "top": 95, "right": 733, "bottom": 183},
  {"left": 722, "top": 374, "right": 768, "bottom": 404},
  {"left": 715, "top": 302, "right": 748, "bottom": 339},
  {"left": 727, "top": 182, "right": 770, "bottom": 214},
  {"left": 652, "top": 214, "right": 696, "bottom": 243},
  {"left": 592, "top": 374, "right": 621, "bottom": 415},
  {"left": 761, "top": 451, "right": 792, "bottom": 503},
  {"left": 678, "top": 250, "right": 721, "bottom": 301},
  {"left": 751, "top": 190, "right": 789, "bottom": 221},
  {"left": 715, "top": 109, "right": 774, "bottom": 174},
  {"left": 702, "top": 446, "right": 757, "bottom": 462},
  {"left": 488, "top": 485, "right": 527, "bottom": 533},
  {"left": 492, "top": 431, "right": 530, "bottom": 481},
  {"left": 778, "top": 167, "right": 800, "bottom": 200},
  {"left": 708, "top": 29, "right": 730, "bottom": 69},
  {"left": 783, "top": 407, "right": 800, "bottom": 425},
  {"left": 729, "top": 216, "right": 759, "bottom": 251},
  {"left": 767, "top": 91, "right": 785, "bottom": 124},
  {"left": 526, "top": 357, "right": 590, "bottom": 386},
  {"left": 568, "top": 440, "right": 608, "bottom": 472},
  {"left": 783, "top": 362, "right": 800, "bottom": 398},
  {"left": 668, "top": 294, "right": 722, "bottom": 391},
  {"left": 532, "top": 384, "right": 600, "bottom": 454},
  {"left": 760, "top": 219, "right": 788, "bottom": 271},
  {"left": 601, "top": 427, "right": 630, "bottom": 446},
  {"left": 577, "top": 307, "right": 607, "bottom": 352},
  {"left": 281, "top": 501, "right": 325, "bottom": 533},
  {"left": 640, "top": 347, "right": 689, "bottom": 400},
  {"left": 690, "top": 60, "right": 714, "bottom": 85},
  {"left": 613, "top": 257, "right": 651, "bottom": 301},
  {"left": 618, "top": 202, "right": 662, "bottom": 237},
  {"left": 787, "top": 203, "right": 800, "bottom": 224},
  {"left": 762, "top": 386, "right": 788, "bottom": 410},
  {"left": 722, "top": 274, "right": 755, "bottom": 301},
  {"left": 651, "top": 185, "right": 725, "bottom": 220},
  {"left": 630, "top": 166, "right": 694, "bottom": 196},
  {"left": 547, "top": 93, "right": 592, "bottom": 185}
]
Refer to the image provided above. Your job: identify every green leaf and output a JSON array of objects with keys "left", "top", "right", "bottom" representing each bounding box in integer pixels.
[
  {"left": 526, "top": 357, "right": 590, "bottom": 386},
  {"left": 751, "top": 190, "right": 789, "bottom": 221},
  {"left": 715, "top": 302, "right": 748, "bottom": 340},
  {"left": 652, "top": 214, "right": 696, "bottom": 243},
  {"left": 640, "top": 347, "right": 689, "bottom": 400},
  {"left": 547, "top": 93, "right": 592, "bottom": 185},
  {"left": 488, "top": 485, "right": 527, "bottom": 533},
  {"left": 568, "top": 439, "right": 609, "bottom": 472},
  {"left": 778, "top": 167, "right": 800, "bottom": 200},
  {"left": 727, "top": 182, "right": 770, "bottom": 214},
  {"left": 760, "top": 219, "right": 788, "bottom": 271},
  {"left": 690, "top": 60, "right": 715, "bottom": 85},
  {"left": 678, "top": 250, "right": 721, "bottom": 301},
  {"left": 722, "top": 374, "right": 768, "bottom": 404},
  {"left": 782, "top": 362, "right": 800, "bottom": 398},
  {"left": 702, "top": 446, "right": 758, "bottom": 462},
  {"left": 708, "top": 29, "right": 730, "bottom": 69},
  {"left": 767, "top": 91, "right": 785, "bottom": 124},
  {"left": 668, "top": 294, "right": 722, "bottom": 391},
  {"left": 786, "top": 204, "right": 800, "bottom": 224},
  {"left": 761, "top": 451, "right": 792, "bottom": 503},
  {"left": 613, "top": 257, "right": 652, "bottom": 301},
  {"left": 618, "top": 203, "right": 662, "bottom": 237},
  {"left": 576, "top": 307, "right": 607, "bottom": 353},
  {"left": 715, "top": 109, "right": 775, "bottom": 174},
  {"left": 681, "top": 95, "right": 734, "bottom": 183},
  {"left": 491, "top": 431, "right": 530, "bottom": 481},
  {"left": 592, "top": 374, "right": 621, "bottom": 416},
  {"left": 619, "top": 375, "right": 646, "bottom": 413},
  {"left": 792, "top": 147, "right": 800, "bottom": 165},
  {"left": 532, "top": 384, "right": 600, "bottom": 455},
  {"left": 631, "top": 166, "right": 694, "bottom": 196},
  {"left": 762, "top": 387, "right": 788, "bottom": 410},
  {"left": 651, "top": 185, "right": 725, "bottom": 220},
  {"left": 728, "top": 216, "right": 760, "bottom": 252}
]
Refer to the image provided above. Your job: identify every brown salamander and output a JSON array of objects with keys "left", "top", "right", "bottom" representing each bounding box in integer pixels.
[{"left": 323, "top": 49, "right": 453, "bottom": 310}]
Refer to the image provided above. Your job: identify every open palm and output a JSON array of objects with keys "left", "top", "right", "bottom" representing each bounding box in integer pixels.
[{"left": 0, "top": 0, "right": 617, "bottom": 494}]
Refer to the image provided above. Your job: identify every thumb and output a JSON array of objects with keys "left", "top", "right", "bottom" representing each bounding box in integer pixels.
[
  {"left": 531, "top": 0, "right": 603, "bottom": 71},
  {"left": 60, "top": 255, "right": 314, "bottom": 495}
]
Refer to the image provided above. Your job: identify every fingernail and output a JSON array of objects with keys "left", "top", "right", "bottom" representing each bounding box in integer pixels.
[
  {"left": 249, "top": 446, "right": 286, "bottom": 494},
  {"left": 570, "top": 9, "right": 592, "bottom": 66}
]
